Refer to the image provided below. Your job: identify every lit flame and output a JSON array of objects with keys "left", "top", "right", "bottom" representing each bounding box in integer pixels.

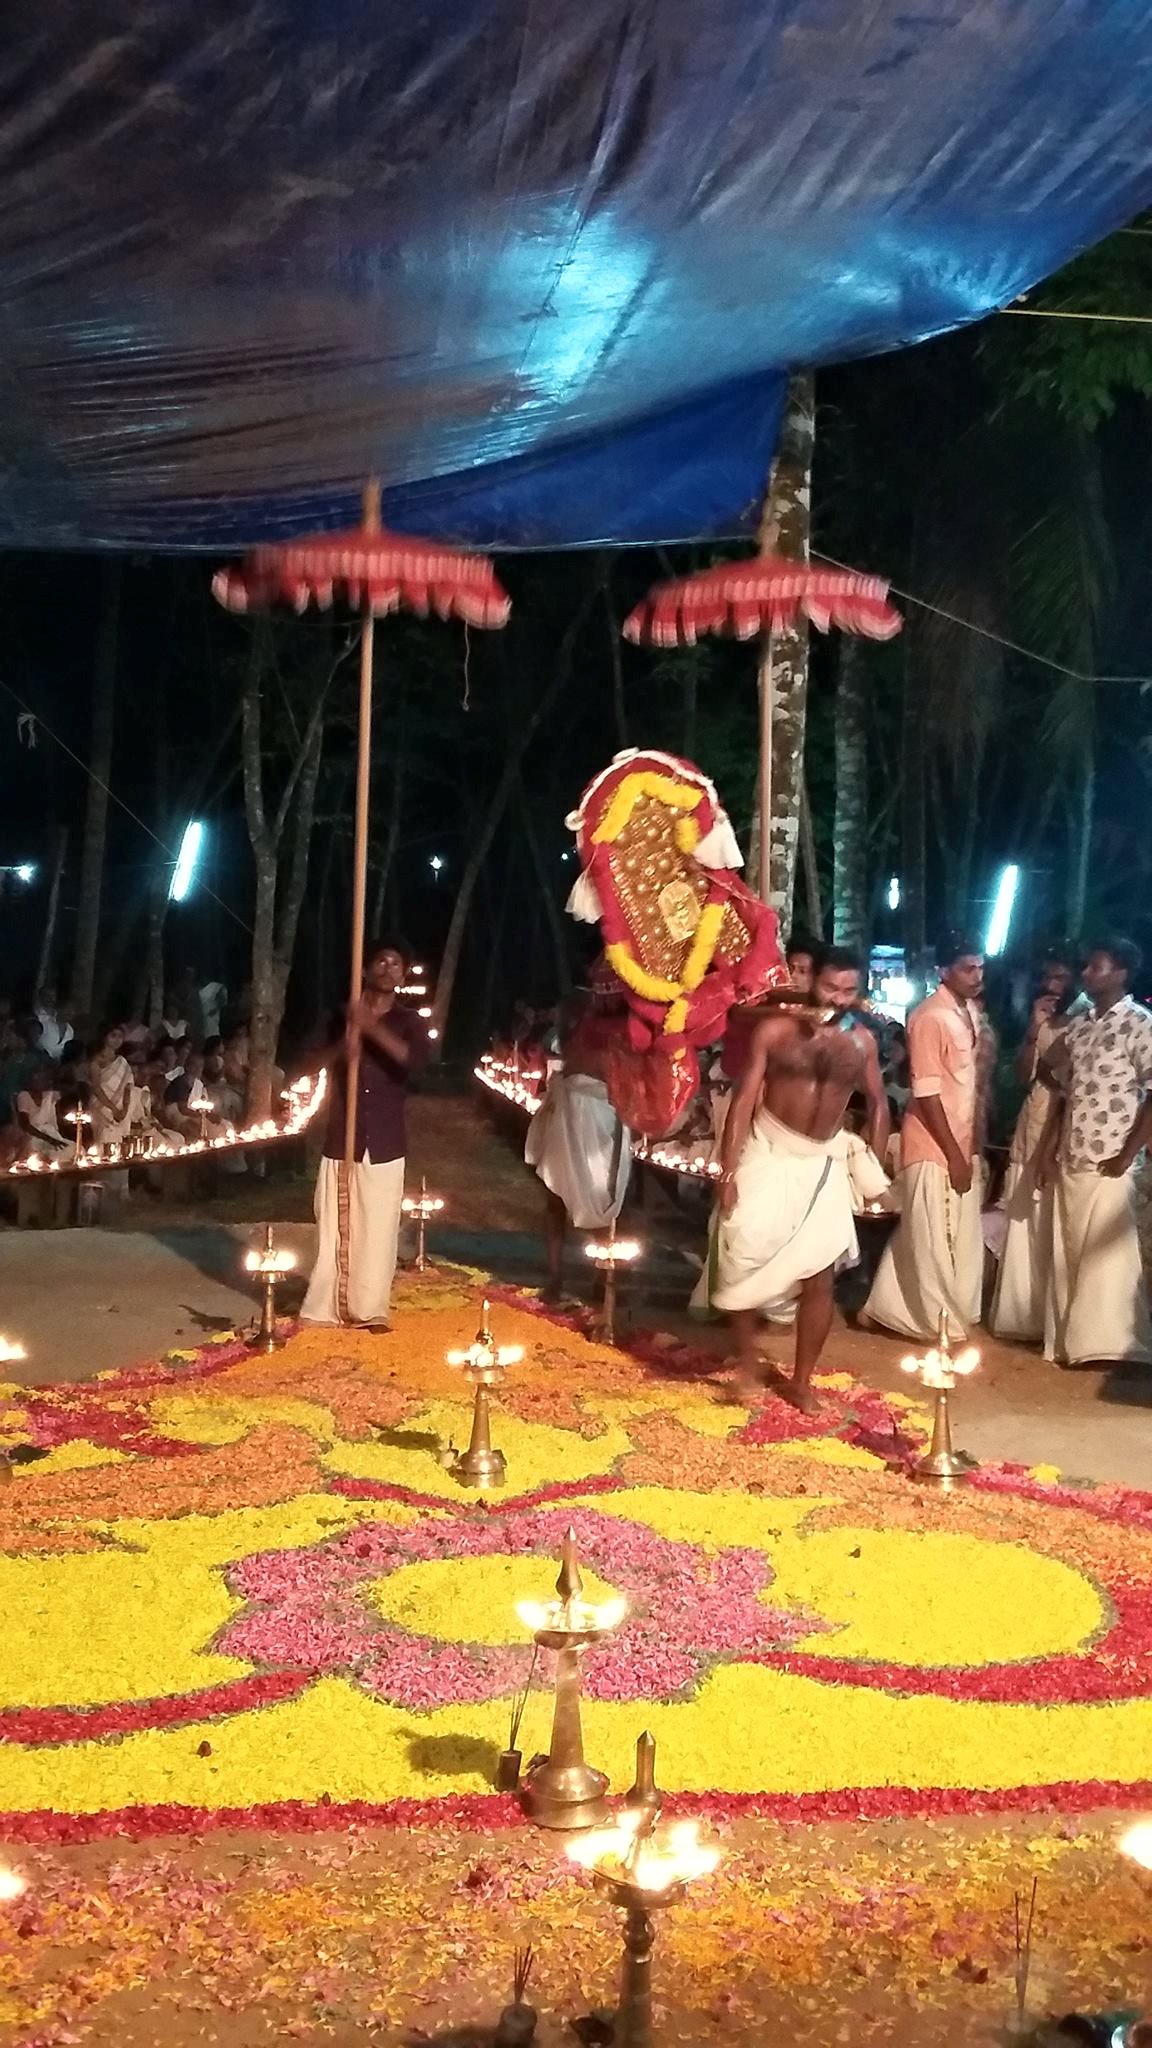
[
  {"left": 402, "top": 1194, "right": 445, "bottom": 1216},
  {"left": 568, "top": 1811, "right": 720, "bottom": 1894},
  {"left": 446, "top": 1341, "right": 524, "bottom": 1370},
  {"left": 516, "top": 1593, "right": 627, "bottom": 1635},
  {"left": 0, "top": 1862, "right": 28, "bottom": 1903},
  {"left": 472, "top": 1061, "right": 545, "bottom": 1117},
  {"left": 0, "top": 1336, "right": 27, "bottom": 1363},
  {"left": 584, "top": 1237, "right": 642, "bottom": 1264},
  {"left": 244, "top": 1247, "right": 297, "bottom": 1275},
  {"left": 1119, "top": 1819, "right": 1152, "bottom": 1869},
  {"left": 2, "top": 1069, "right": 327, "bottom": 1179},
  {"left": 186, "top": 1084, "right": 212, "bottom": 1114},
  {"left": 473, "top": 1061, "right": 724, "bottom": 1179},
  {"left": 898, "top": 1341, "right": 980, "bottom": 1391}
]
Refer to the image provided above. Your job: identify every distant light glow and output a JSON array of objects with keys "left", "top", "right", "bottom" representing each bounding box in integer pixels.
[
  {"left": 887, "top": 875, "right": 900, "bottom": 911},
  {"left": 429, "top": 855, "right": 444, "bottom": 874},
  {"left": 984, "top": 863, "right": 1020, "bottom": 958},
  {"left": 170, "top": 820, "right": 206, "bottom": 903},
  {"left": 15, "top": 864, "right": 35, "bottom": 884}
]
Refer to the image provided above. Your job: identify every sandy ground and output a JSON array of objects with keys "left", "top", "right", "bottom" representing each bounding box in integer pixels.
[{"left": 0, "top": 1089, "right": 1149, "bottom": 1486}]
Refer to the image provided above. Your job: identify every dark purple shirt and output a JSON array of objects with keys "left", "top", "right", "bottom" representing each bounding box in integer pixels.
[{"left": 322, "top": 1006, "right": 430, "bottom": 1163}]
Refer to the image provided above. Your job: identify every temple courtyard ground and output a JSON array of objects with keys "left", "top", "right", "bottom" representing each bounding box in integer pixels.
[{"left": 1, "top": 1091, "right": 1151, "bottom": 2046}]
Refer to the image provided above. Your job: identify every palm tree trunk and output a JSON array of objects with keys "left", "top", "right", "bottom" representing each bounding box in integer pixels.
[
  {"left": 602, "top": 567, "right": 628, "bottom": 750},
  {"left": 241, "top": 624, "right": 331, "bottom": 1118},
  {"left": 247, "top": 859, "right": 281, "bottom": 1119},
  {"left": 798, "top": 774, "right": 823, "bottom": 938},
  {"left": 753, "top": 369, "right": 815, "bottom": 933},
  {"left": 832, "top": 638, "right": 868, "bottom": 948},
  {"left": 901, "top": 630, "right": 927, "bottom": 973},
  {"left": 35, "top": 825, "right": 68, "bottom": 995},
  {"left": 70, "top": 560, "right": 122, "bottom": 1018},
  {"left": 370, "top": 687, "right": 407, "bottom": 934},
  {"left": 479, "top": 842, "right": 514, "bottom": 1041},
  {"left": 519, "top": 774, "right": 571, "bottom": 993},
  {"left": 431, "top": 590, "right": 594, "bottom": 1046},
  {"left": 681, "top": 655, "right": 698, "bottom": 759},
  {"left": 1065, "top": 731, "right": 1096, "bottom": 939},
  {"left": 952, "top": 733, "right": 986, "bottom": 933},
  {"left": 251, "top": 712, "right": 324, "bottom": 1113},
  {"left": 143, "top": 872, "right": 168, "bottom": 1031}
]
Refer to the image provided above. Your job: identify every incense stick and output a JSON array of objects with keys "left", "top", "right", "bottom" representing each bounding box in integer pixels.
[
  {"left": 508, "top": 1643, "right": 539, "bottom": 1753},
  {"left": 1014, "top": 1877, "right": 1039, "bottom": 2024}
]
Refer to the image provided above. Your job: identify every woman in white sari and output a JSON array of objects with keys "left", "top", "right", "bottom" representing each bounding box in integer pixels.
[{"left": 88, "top": 1025, "right": 134, "bottom": 1146}]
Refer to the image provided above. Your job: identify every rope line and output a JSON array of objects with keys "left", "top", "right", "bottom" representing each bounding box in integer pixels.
[
  {"left": 1001, "top": 305, "right": 1152, "bottom": 327},
  {"left": 814, "top": 554, "right": 1152, "bottom": 687}
]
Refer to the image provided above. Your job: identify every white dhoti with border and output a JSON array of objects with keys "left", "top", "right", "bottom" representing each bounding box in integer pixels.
[
  {"left": 864, "top": 1160, "right": 983, "bottom": 1342},
  {"left": 301, "top": 1153, "right": 405, "bottom": 1327},
  {"left": 710, "top": 1109, "right": 857, "bottom": 1315},
  {"left": 1045, "top": 1163, "right": 1152, "bottom": 1366},
  {"left": 524, "top": 1074, "right": 630, "bottom": 1230}
]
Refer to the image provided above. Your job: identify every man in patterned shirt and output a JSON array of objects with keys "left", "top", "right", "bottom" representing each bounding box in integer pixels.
[{"left": 1038, "top": 938, "right": 1152, "bottom": 1368}]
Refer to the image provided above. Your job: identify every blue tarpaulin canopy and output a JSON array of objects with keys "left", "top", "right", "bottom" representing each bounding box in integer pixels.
[{"left": 1, "top": 1, "right": 1149, "bottom": 549}]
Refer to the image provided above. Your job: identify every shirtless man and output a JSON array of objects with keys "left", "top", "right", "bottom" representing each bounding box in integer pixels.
[{"left": 715, "top": 946, "right": 890, "bottom": 1410}]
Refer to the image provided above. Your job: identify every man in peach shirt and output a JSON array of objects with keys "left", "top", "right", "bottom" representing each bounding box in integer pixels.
[{"left": 863, "top": 941, "right": 986, "bottom": 1341}]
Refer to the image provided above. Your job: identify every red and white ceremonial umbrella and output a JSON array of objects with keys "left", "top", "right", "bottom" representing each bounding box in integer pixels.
[
  {"left": 214, "top": 482, "right": 511, "bottom": 1215},
  {"left": 623, "top": 545, "right": 901, "bottom": 900}
]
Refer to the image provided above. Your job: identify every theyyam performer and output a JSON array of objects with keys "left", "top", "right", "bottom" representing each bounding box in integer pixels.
[
  {"left": 714, "top": 948, "right": 889, "bottom": 1410},
  {"left": 558, "top": 742, "right": 789, "bottom": 1298},
  {"left": 561, "top": 745, "right": 787, "bottom": 1097},
  {"left": 302, "top": 940, "right": 430, "bottom": 1329}
]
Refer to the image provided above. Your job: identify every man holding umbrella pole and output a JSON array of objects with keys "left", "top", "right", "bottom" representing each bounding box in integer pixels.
[{"left": 301, "top": 940, "right": 431, "bottom": 1330}]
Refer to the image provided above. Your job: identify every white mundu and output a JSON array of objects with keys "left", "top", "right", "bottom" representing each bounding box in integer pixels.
[
  {"left": 302, "top": 1154, "right": 405, "bottom": 1328},
  {"left": 525, "top": 1072, "right": 631, "bottom": 1229},
  {"left": 989, "top": 1015, "right": 1066, "bottom": 1342},
  {"left": 711, "top": 1108, "right": 857, "bottom": 1313},
  {"left": 865, "top": 983, "right": 983, "bottom": 1342},
  {"left": 865, "top": 1162, "right": 983, "bottom": 1342},
  {"left": 1044, "top": 994, "right": 1152, "bottom": 1367}
]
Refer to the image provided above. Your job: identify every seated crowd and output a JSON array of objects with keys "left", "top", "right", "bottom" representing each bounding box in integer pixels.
[{"left": 0, "top": 974, "right": 251, "bottom": 1168}]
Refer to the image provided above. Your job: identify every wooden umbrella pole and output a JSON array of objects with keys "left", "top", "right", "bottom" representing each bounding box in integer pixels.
[
  {"left": 343, "top": 615, "right": 375, "bottom": 1173},
  {"left": 343, "top": 478, "right": 382, "bottom": 1178},
  {"left": 755, "top": 501, "right": 777, "bottom": 908},
  {"left": 756, "top": 635, "right": 774, "bottom": 905}
]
